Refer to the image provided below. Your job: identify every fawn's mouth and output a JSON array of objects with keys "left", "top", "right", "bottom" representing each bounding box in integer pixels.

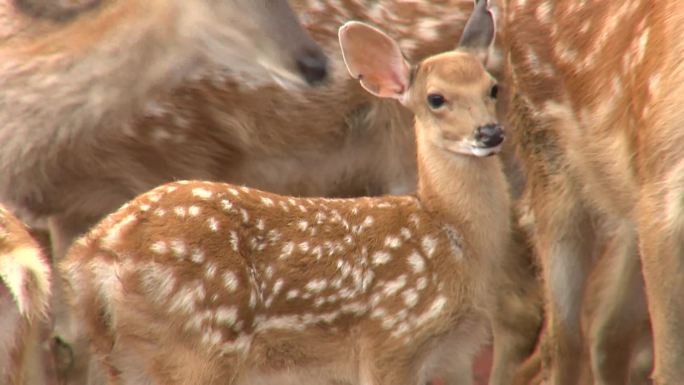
[
  {"left": 470, "top": 127, "right": 505, "bottom": 157},
  {"left": 470, "top": 142, "right": 503, "bottom": 157},
  {"left": 442, "top": 139, "right": 504, "bottom": 158}
]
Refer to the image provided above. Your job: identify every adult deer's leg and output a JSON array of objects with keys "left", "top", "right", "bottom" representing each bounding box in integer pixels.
[
  {"left": 635, "top": 29, "right": 684, "bottom": 381},
  {"left": 638, "top": 180, "right": 684, "bottom": 385},
  {"left": 534, "top": 182, "right": 594, "bottom": 385},
  {"left": 511, "top": 92, "right": 594, "bottom": 385},
  {"left": 586, "top": 224, "right": 647, "bottom": 385}
]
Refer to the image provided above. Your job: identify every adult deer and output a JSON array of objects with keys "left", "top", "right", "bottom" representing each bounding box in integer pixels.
[
  {"left": 0, "top": 205, "right": 52, "bottom": 385},
  {"left": 1, "top": 0, "right": 327, "bottom": 382},
  {"left": 60, "top": 3, "right": 512, "bottom": 384},
  {"left": 503, "top": 0, "right": 682, "bottom": 384},
  {"left": 0, "top": 0, "right": 328, "bottom": 258}
]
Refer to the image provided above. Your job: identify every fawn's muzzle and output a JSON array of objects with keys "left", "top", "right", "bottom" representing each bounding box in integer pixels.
[{"left": 474, "top": 124, "right": 505, "bottom": 148}]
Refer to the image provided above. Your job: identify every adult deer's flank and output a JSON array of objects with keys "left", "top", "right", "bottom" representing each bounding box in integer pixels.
[
  {"left": 61, "top": 1, "right": 510, "bottom": 384},
  {"left": 504, "top": 0, "right": 684, "bottom": 384}
]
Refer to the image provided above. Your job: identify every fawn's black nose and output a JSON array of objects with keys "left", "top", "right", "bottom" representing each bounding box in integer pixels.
[
  {"left": 296, "top": 47, "right": 328, "bottom": 85},
  {"left": 474, "top": 124, "right": 505, "bottom": 148}
]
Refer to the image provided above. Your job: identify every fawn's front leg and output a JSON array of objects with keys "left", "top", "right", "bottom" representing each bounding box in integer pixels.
[{"left": 488, "top": 218, "right": 543, "bottom": 385}]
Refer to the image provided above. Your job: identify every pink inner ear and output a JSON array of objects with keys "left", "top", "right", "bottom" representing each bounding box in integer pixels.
[{"left": 339, "top": 22, "right": 410, "bottom": 100}]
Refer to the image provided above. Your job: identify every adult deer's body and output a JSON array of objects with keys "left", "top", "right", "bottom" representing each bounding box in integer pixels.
[
  {"left": 503, "top": 0, "right": 683, "bottom": 383},
  {"left": 0, "top": 0, "right": 327, "bottom": 257},
  {"left": 0, "top": 205, "right": 52, "bottom": 385},
  {"left": 61, "top": 3, "right": 511, "bottom": 384},
  {"left": 0, "top": 0, "right": 327, "bottom": 382}
]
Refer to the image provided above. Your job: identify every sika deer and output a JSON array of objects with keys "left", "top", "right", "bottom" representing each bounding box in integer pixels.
[
  {"left": 60, "top": 3, "right": 511, "bottom": 384},
  {"left": 0, "top": 205, "right": 52, "bottom": 385},
  {"left": 0, "top": 0, "right": 328, "bottom": 242},
  {"left": 1, "top": 0, "right": 327, "bottom": 381},
  {"left": 503, "top": 0, "right": 684, "bottom": 384}
]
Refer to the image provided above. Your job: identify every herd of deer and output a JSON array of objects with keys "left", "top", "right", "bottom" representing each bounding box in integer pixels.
[{"left": 0, "top": 0, "right": 681, "bottom": 384}]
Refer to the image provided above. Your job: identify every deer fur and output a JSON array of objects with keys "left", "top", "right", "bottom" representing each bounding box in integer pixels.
[
  {"left": 579, "top": 230, "right": 652, "bottom": 385},
  {"left": 0, "top": 0, "right": 328, "bottom": 258},
  {"left": 502, "top": 0, "right": 684, "bottom": 384},
  {"left": 60, "top": 4, "right": 513, "bottom": 384},
  {"left": 502, "top": 218, "right": 654, "bottom": 385},
  {"left": 0, "top": 205, "right": 52, "bottom": 385}
]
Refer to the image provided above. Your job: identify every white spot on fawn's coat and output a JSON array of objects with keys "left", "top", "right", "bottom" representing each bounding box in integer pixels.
[
  {"left": 408, "top": 252, "right": 425, "bottom": 274},
  {"left": 372, "top": 251, "right": 391, "bottom": 265},
  {"left": 421, "top": 236, "right": 437, "bottom": 258},
  {"left": 150, "top": 241, "right": 168, "bottom": 254},
  {"left": 208, "top": 217, "right": 219, "bottom": 232},
  {"left": 305, "top": 279, "right": 328, "bottom": 293},
  {"left": 384, "top": 235, "right": 402, "bottom": 249},
  {"left": 230, "top": 231, "right": 239, "bottom": 252},
  {"left": 223, "top": 271, "right": 239, "bottom": 292},
  {"left": 188, "top": 206, "right": 201, "bottom": 216}
]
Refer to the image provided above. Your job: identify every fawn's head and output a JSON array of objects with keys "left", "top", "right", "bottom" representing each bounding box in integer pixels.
[{"left": 339, "top": 0, "right": 501, "bottom": 157}]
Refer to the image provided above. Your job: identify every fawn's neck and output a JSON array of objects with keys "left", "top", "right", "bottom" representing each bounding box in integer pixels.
[{"left": 414, "top": 123, "right": 511, "bottom": 265}]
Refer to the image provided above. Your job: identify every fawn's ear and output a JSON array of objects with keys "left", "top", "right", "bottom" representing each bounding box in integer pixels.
[
  {"left": 338, "top": 21, "right": 411, "bottom": 102},
  {"left": 457, "top": 0, "right": 495, "bottom": 63}
]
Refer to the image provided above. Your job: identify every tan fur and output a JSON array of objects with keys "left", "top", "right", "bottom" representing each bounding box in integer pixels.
[
  {"left": 580, "top": 229, "right": 652, "bottom": 385},
  {"left": 508, "top": 227, "right": 654, "bottom": 385},
  {"left": 60, "top": 11, "right": 513, "bottom": 384},
  {"left": 503, "top": 0, "right": 684, "bottom": 383},
  {"left": 0, "top": 205, "right": 52, "bottom": 385}
]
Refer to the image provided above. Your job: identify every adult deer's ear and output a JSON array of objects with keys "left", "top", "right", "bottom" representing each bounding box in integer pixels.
[
  {"left": 457, "top": 0, "right": 496, "bottom": 63},
  {"left": 338, "top": 21, "right": 412, "bottom": 103}
]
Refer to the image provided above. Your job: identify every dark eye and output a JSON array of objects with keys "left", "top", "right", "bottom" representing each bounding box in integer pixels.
[
  {"left": 427, "top": 93, "right": 446, "bottom": 109},
  {"left": 489, "top": 84, "right": 499, "bottom": 99}
]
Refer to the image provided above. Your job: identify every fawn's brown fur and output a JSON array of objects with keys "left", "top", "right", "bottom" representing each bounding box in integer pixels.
[
  {"left": 0, "top": 205, "right": 52, "bottom": 385},
  {"left": 60, "top": 3, "right": 515, "bottom": 384},
  {"left": 502, "top": 0, "right": 684, "bottom": 383}
]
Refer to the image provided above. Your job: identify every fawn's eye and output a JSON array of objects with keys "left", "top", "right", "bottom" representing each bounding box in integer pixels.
[
  {"left": 489, "top": 84, "right": 499, "bottom": 99},
  {"left": 427, "top": 93, "right": 446, "bottom": 109}
]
